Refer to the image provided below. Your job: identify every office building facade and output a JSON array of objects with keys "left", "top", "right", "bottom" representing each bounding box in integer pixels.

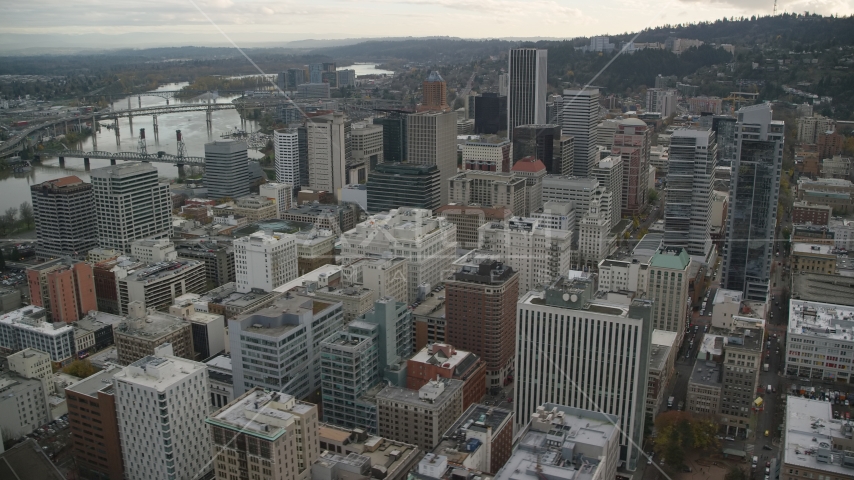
[
  {"left": 30, "top": 175, "right": 97, "bottom": 259},
  {"left": 422, "top": 71, "right": 449, "bottom": 111},
  {"left": 561, "top": 88, "right": 600, "bottom": 177},
  {"left": 511, "top": 124, "right": 574, "bottom": 176},
  {"left": 204, "top": 140, "right": 251, "bottom": 200},
  {"left": 507, "top": 48, "right": 548, "bottom": 140},
  {"left": 274, "top": 128, "right": 301, "bottom": 188},
  {"left": 612, "top": 118, "right": 652, "bottom": 217},
  {"left": 474, "top": 93, "right": 507, "bottom": 135},
  {"left": 665, "top": 128, "right": 717, "bottom": 257},
  {"left": 234, "top": 231, "right": 298, "bottom": 293},
  {"left": 373, "top": 112, "right": 408, "bottom": 163},
  {"left": 407, "top": 110, "right": 457, "bottom": 204},
  {"left": 26, "top": 258, "right": 97, "bottom": 323},
  {"left": 366, "top": 163, "right": 441, "bottom": 214},
  {"left": 307, "top": 113, "right": 348, "bottom": 195}
]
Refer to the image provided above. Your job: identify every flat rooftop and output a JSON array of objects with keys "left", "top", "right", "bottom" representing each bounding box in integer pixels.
[
  {"left": 689, "top": 360, "right": 722, "bottom": 388},
  {"left": 208, "top": 389, "right": 312, "bottom": 441},
  {"left": 792, "top": 273, "right": 854, "bottom": 306},
  {"left": 65, "top": 366, "right": 121, "bottom": 398},
  {"left": 115, "top": 311, "right": 188, "bottom": 339},
  {"left": 793, "top": 243, "right": 835, "bottom": 255},
  {"left": 411, "top": 292, "right": 446, "bottom": 318},
  {"left": 377, "top": 379, "right": 464, "bottom": 408},
  {"left": 789, "top": 299, "right": 854, "bottom": 341},
  {"left": 410, "top": 344, "right": 473, "bottom": 371},
  {"left": 121, "top": 259, "right": 202, "bottom": 283},
  {"left": 273, "top": 264, "right": 342, "bottom": 294},
  {"left": 235, "top": 291, "right": 335, "bottom": 337},
  {"left": 783, "top": 396, "right": 854, "bottom": 475},
  {"left": 114, "top": 355, "right": 205, "bottom": 390},
  {"left": 0, "top": 306, "right": 69, "bottom": 336},
  {"left": 649, "top": 331, "right": 676, "bottom": 373}
]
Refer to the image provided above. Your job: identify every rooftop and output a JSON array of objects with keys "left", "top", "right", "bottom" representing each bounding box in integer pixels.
[
  {"left": 65, "top": 365, "right": 121, "bottom": 398},
  {"left": 511, "top": 157, "right": 547, "bottom": 173},
  {"left": 410, "top": 344, "right": 474, "bottom": 372},
  {"left": 788, "top": 299, "right": 854, "bottom": 341},
  {"left": 792, "top": 273, "right": 854, "bottom": 306},
  {"left": 114, "top": 354, "right": 205, "bottom": 390},
  {"left": 649, "top": 246, "right": 690, "bottom": 270},
  {"left": 377, "top": 378, "right": 464, "bottom": 408},
  {"left": 234, "top": 291, "right": 336, "bottom": 337},
  {"left": 207, "top": 388, "right": 314, "bottom": 441},
  {"left": 434, "top": 403, "right": 513, "bottom": 465},
  {"left": 114, "top": 310, "right": 189, "bottom": 340},
  {"left": 119, "top": 259, "right": 203, "bottom": 283},
  {"left": 273, "top": 263, "right": 342, "bottom": 294},
  {"left": 0, "top": 438, "right": 65, "bottom": 480},
  {"left": 689, "top": 359, "right": 723, "bottom": 388},
  {"left": 783, "top": 396, "right": 854, "bottom": 475},
  {"left": 650, "top": 330, "right": 678, "bottom": 372},
  {"left": 793, "top": 243, "right": 835, "bottom": 255},
  {"left": 0, "top": 306, "right": 69, "bottom": 336}
]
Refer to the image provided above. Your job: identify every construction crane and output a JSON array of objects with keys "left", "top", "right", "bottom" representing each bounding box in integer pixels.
[{"left": 774, "top": 0, "right": 778, "bottom": 15}]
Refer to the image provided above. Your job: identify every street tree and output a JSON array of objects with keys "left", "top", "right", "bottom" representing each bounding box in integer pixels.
[{"left": 19, "top": 202, "right": 33, "bottom": 229}]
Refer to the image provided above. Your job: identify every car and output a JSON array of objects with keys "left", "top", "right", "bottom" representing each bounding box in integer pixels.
[{"left": 725, "top": 436, "right": 735, "bottom": 441}]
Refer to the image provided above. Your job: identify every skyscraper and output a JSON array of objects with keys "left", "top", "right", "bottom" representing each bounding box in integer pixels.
[
  {"left": 665, "top": 128, "right": 717, "bottom": 257},
  {"left": 274, "top": 128, "right": 300, "bottom": 188},
  {"left": 445, "top": 258, "right": 518, "bottom": 391},
  {"left": 309, "top": 63, "right": 323, "bottom": 83},
  {"left": 561, "top": 88, "right": 600, "bottom": 177},
  {"left": 90, "top": 162, "right": 172, "bottom": 253},
  {"left": 373, "top": 111, "right": 408, "bottom": 164},
  {"left": 204, "top": 140, "right": 251, "bottom": 200},
  {"left": 30, "top": 175, "right": 97, "bottom": 259},
  {"left": 286, "top": 68, "right": 306, "bottom": 89},
  {"left": 507, "top": 48, "right": 547, "bottom": 141},
  {"left": 612, "top": 118, "right": 651, "bottom": 217},
  {"left": 722, "top": 104, "right": 784, "bottom": 301},
  {"left": 307, "top": 112, "right": 348, "bottom": 195},
  {"left": 511, "top": 124, "right": 574, "bottom": 176},
  {"left": 474, "top": 93, "right": 507, "bottom": 134},
  {"left": 366, "top": 163, "right": 441, "bottom": 213},
  {"left": 422, "top": 71, "right": 449, "bottom": 111},
  {"left": 233, "top": 231, "right": 298, "bottom": 293},
  {"left": 350, "top": 122, "right": 384, "bottom": 171},
  {"left": 407, "top": 110, "right": 457, "bottom": 204},
  {"left": 515, "top": 276, "right": 652, "bottom": 471}
]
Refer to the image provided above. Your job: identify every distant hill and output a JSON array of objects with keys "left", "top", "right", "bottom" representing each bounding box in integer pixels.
[{"left": 313, "top": 37, "right": 519, "bottom": 64}]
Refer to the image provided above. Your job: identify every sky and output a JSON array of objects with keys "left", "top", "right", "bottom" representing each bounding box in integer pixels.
[{"left": 1, "top": 0, "right": 853, "bottom": 49}]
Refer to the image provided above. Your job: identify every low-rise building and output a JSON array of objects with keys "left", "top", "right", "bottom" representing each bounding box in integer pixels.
[
  {"left": 647, "top": 330, "right": 678, "bottom": 416},
  {"left": 494, "top": 404, "right": 620, "bottom": 480},
  {"left": 376, "top": 379, "right": 464, "bottom": 451},
  {"left": 180, "top": 283, "right": 280, "bottom": 320},
  {"left": 72, "top": 311, "right": 122, "bottom": 357},
  {"left": 175, "top": 241, "right": 236, "bottom": 287},
  {"left": 411, "top": 292, "right": 447, "bottom": 352},
  {"left": 406, "top": 343, "right": 486, "bottom": 411},
  {"left": 792, "top": 243, "right": 838, "bottom": 275},
  {"left": 115, "top": 258, "right": 207, "bottom": 315},
  {"left": 295, "top": 228, "right": 336, "bottom": 275},
  {"left": 786, "top": 299, "right": 854, "bottom": 382},
  {"left": 205, "top": 354, "right": 234, "bottom": 410},
  {"left": 283, "top": 203, "right": 359, "bottom": 236},
  {"left": 314, "top": 425, "right": 421, "bottom": 480},
  {"left": 780, "top": 396, "right": 854, "bottom": 480},
  {"left": 792, "top": 201, "right": 833, "bottom": 226},
  {"left": 0, "top": 306, "right": 74, "bottom": 367},
  {"left": 113, "top": 302, "right": 194, "bottom": 365},
  {"left": 791, "top": 273, "right": 854, "bottom": 306},
  {"left": 207, "top": 388, "right": 320, "bottom": 480},
  {"left": 432, "top": 404, "right": 514, "bottom": 474},
  {"left": 168, "top": 301, "right": 225, "bottom": 360},
  {"left": 212, "top": 194, "right": 279, "bottom": 222}
]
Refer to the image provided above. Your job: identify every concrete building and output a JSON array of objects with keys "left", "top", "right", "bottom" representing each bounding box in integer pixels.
[
  {"left": 510, "top": 156, "right": 547, "bottom": 216},
  {"left": 313, "top": 284, "right": 377, "bottom": 323},
  {"left": 113, "top": 302, "right": 194, "bottom": 365},
  {"left": 407, "top": 110, "right": 457, "bottom": 204},
  {"left": 406, "top": 343, "right": 486, "bottom": 412},
  {"left": 207, "top": 388, "right": 320, "bottom": 480},
  {"left": 797, "top": 114, "right": 835, "bottom": 144},
  {"left": 448, "top": 171, "right": 528, "bottom": 216},
  {"left": 374, "top": 111, "right": 407, "bottom": 164},
  {"left": 722, "top": 104, "right": 785, "bottom": 300},
  {"left": 204, "top": 140, "right": 251, "bottom": 200},
  {"left": 478, "top": 218, "right": 573, "bottom": 292},
  {"left": 350, "top": 122, "right": 384, "bottom": 171},
  {"left": 90, "top": 162, "right": 173, "bottom": 253},
  {"left": 507, "top": 48, "right": 548, "bottom": 141},
  {"left": 65, "top": 366, "right": 124, "bottom": 480},
  {"left": 0, "top": 306, "right": 74, "bottom": 367},
  {"left": 577, "top": 187, "right": 616, "bottom": 267},
  {"left": 298, "top": 82, "right": 331, "bottom": 98},
  {"left": 791, "top": 243, "right": 838, "bottom": 275},
  {"left": 338, "top": 209, "right": 457, "bottom": 303},
  {"left": 130, "top": 238, "right": 176, "bottom": 263},
  {"left": 212, "top": 194, "right": 280, "bottom": 223},
  {"left": 275, "top": 128, "right": 301, "bottom": 188},
  {"left": 433, "top": 403, "right": 514, "bottom": 475},
  {"left": 796, "top": 177, "right": 854, "bottom": 214},
  {"left": 26, "top": 258, "right": 96, "bottom": 323},
  {"left": 541, "top": 176, "right": 600, "bottom": 234},
  {"left": 168, "top": 301, "right": 225, "bottom": 360},
  {"left": 341, "top": 256, "right": 409, "bottom": 305},
  {"left": 645, "top": 88, "right": 677, "bottom": 117},
  {"left": 780, "top": 396, "right": 854, "bottom": 480},
  {"left": 647, "top": 246, "right": 691, "bottom": 339},
  {"left": 229, "top": 290, "right": 343, "bottom": 397},
  {"left": 295, "top": 228, "right": 336, "bottom": 275},
  {"left": 650, "top": 145, "right": 668, "bottom": 176},
  {"left": 531, "top": 201, "right": 575, "bottom": 233},
  {"left": 561, "top": 88, "right": 600, "bottom": 177},
  {"left": 786, "top": 299, "right": 854, "bottom": 382},
  {"left": 175, "top": 241, "right": 236, "bottom": 287},
  {"left": 665, "top": 128, "right": 717, "bottom": 257},
  {"left": 688, "top": 96, "right": 723, "bottom": 115},
  {"left": 113, "top": 351, "right": 211, "bottom": 480},
  {"left": 445, "top": 258, "right": 518, "bottom": 391},
  {"left": 591, "top": 156, "right": 623, "bottom": 222},
  {"left": 260, "top": 182, "right": 294, "bottom": 219},
  {"left": 30, "top": 175, "right": 97, "bottom": 259},
  {"left": 686, "top": 348, "right": 722, "bottom": 416},
  {"left": 647, "top": 330, "right": 679, "bottom": 416},
  {"left": 314, "top": 425, "right": 421, "bottom": 480},
  {"left": 612, "top": 119, "right": 652, "bottom": 216},
  {"left": 115, "top": 258, "right": 206, "bottom": 314},
  {"left": 0, "top": 370, "right": 49, "bottom": 439},
  {"left": 495, "top": 404, "right": 620, "bottom": 480},
  {"left": 366, "top": 163, "right": 442, "bottom": 214},
  {"left": 234, "top": 231, "right": 298, "bottom": 293},
  {"left": 307, "top": 112, "right": 348, "bottom": 195},
  {"left": 462, "top": 137, "right": 512, "bottom": 173},
  {"left": 410, "top": 293, "right": 448, "bottom": 353},
  {"left": 515, "top": 276, "right": 652, "bottom": 470},
  {"left": 205, "top": 354, "right": 233, "bottom": 410},
  {"left": 376, "top": 378, "right": 464, "bottom": 450},
  {"left": 437, "top": 205, "right": 511, "bottom": 250}
]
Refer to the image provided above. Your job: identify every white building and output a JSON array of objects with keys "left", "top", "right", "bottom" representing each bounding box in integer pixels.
[
  {"left": 478, "top": 217, "right": 573, "bottom": 292},
  {"left": 650, "top": 145, "right": 668, "bottom": 175},
  {"left": 0, "top": 370, "right": 49, "bottom": 439},
  {"left": 274, "top": 128, "right": 300, "bottom": 188},
  {"left": 591, "top": 156, "right": 623, "bottom": 229},
  {"left": 665, "top": 128, "right": 716, "bottom": 258},
  {"left": 338, "top": 208, "right": 457, "bottom": 303},
  {"left": 531, "top": 201, "right": 575, "bottom": 233},
  {"left": 786, "top": 298, "right": 854, "bottom": 382},
  {"left": 578, "top": 187, "right": 616, "bottom": 267},
  {"left": 507, "top": 48, "right": 548, "bottom": 141},
  {"left": 0, "top": 306, "right": 74, "bottom": 366},
  {"left": 90, "top": 162, "right": 172, "bottom": 253},
  {"left": 541, "top": 176, "right": 600, "bottom": 235},
  {"left": 130, "top": 238, "right": 177, "bottom": 263},
  {"left": 515, "top": 276, "right": 652, "bottom": 471},
  {"left": 407, "top": 110, "right": 458, "bottom": 204},
  {"left": 113, "top": 348, "right": 211, "bottom": 480},
  {"left": 781, "top": 397, "right": 854, "bottom": 480},
  {"left": 115, "top": 259, "right": 207, "bottom": 315},
  {"left": 646, "top": 88, "right": 677, "bottom": 117},
  {"left": 259, "top": 182, "right": 293, "bottom": 219},
  {"left": 233, "top": 231, "right": 298, "bottom": 293},
  {"left": 462, "top": 138, "right": 512, "bottom": 172},
  {"left": 350, "top": 122, "right": 384, "bottom": 171},
  {"left": 307, "top": 112, "right": 347, "bottom": 195},
  {"left": 561, "top": 88, "right": 600, "bottom": 177}
]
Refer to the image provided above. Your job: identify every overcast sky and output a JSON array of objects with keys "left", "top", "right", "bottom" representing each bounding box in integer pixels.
[{"left": 2, "top": 0, "right": 852, "bottom": 47}]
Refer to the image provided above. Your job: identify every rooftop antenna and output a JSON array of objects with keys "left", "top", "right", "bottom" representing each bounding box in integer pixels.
[{"left": 773, "top": 0, "right": 778, "bottom": 15}]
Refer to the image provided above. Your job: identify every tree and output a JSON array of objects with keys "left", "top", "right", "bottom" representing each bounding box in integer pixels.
[
  {"left": 0, "top": 249, "right": 4, "bottom": 270},
  {"left": 2, "top": 207, "right": 17, "bottom": 233},
  {"left": 648, "top": 188, "right": 659, "bottom": 204},
  {"left": 725, "top": 466, "right": 749, "bottom": 480},
  {"left": 19, "top": 202, "right": 33, "bottom": 230},
  {"left": 62, "top": 360, "right": 99, "bottom": 379}
]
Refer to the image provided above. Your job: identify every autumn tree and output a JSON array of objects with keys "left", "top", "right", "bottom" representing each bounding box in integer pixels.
[
  {"left": 62, "top": 360, "right": 99, "bottom": 379},
  {"left": 652, "top": 411, "right": 719, "bottom": 469}
]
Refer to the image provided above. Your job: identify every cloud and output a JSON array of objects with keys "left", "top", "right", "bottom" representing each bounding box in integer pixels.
[{"left": 674, "top": 0, "right": 854, "bottom": 16}]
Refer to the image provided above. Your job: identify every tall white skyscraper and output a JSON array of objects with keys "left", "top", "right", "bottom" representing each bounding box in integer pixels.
[
  {"left": 307, "top": 112, "right": 347, "bottom": 195},
  {"left": 722, "top": 104, "right": 785, "bottom": 301},
  {"left": 507, "top": 48, "right": 547, "bottom": 141},
  {"left": 113, "top": 348, "right": 211, "bottom": 480},
  {"left": 561, "top": 88, "right": 600, "bottom": 177},
  {"left": 204, "top": 140, "right": 251, "bottom": 200},
  {"left": 407, "top": 110, "right": 457, "bottom": 204},
  {"left": 233, "top": 231, "right": 298, "bottom": 293},
  {"left": 90, "top": 162, "right": 172, "bottom": 253},
  {"left": 515, "top": 276, "right": 652, "bottom": 471},
  {"left": 274, "top": 128, "right": 300, "bottom": 188},
  {"left": 665, "top": 128, "right": 717, "bottom": 258}
]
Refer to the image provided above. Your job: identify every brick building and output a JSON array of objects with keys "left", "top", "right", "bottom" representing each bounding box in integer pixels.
[{"left": 406, "top": 343, "right": 486, "bottom": 411}]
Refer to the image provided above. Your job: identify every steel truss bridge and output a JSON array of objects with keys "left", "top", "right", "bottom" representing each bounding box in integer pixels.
[{"left": 37, "top": 149, "right": 205, "bottom": 166}]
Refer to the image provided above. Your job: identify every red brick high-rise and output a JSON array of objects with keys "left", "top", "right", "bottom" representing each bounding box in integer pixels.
[
  {"left": 445, "top": 259, "right": 518, "bottom": 393},
  {"left": 406, "top": 343, "right": 487, "bottom": 410},
  {"left": 420, "top": 71, "right": 449, "bottom": 112},
  {"left": 612, "top": 118, "right": 652, "bottom": 217}
]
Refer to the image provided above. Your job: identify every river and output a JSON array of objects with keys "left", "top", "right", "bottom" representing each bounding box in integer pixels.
[
  {"left": 0, "top": 82, "right": 263, "bottom": 212},
  {"left": 338, "top": 63, "right": 394, "bottom": 77}
]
